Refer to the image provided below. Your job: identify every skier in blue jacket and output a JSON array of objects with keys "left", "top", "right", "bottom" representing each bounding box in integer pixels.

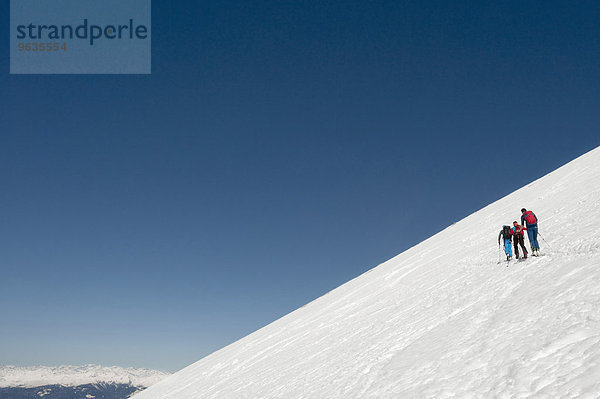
[{"left": 521, "top": 208, "right": 540, "bottom": 255}]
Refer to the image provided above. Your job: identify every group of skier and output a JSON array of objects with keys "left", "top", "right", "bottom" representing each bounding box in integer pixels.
[{"left": 497, "top": 208, "right": 541, "bottom": 261}]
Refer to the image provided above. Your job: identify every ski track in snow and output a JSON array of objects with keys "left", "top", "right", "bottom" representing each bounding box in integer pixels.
[{"left": 135, "top": 147, "right": 600, "bottom": 399}]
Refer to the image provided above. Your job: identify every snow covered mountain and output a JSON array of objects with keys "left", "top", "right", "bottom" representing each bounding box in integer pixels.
[
  {"left": 0, "top": 364, "right": 169, "bottom": 388},
  {"left": 0, "top": 365, "right": 169, "bottom": 398},
  {"left": 135, "top": 147, "right": 600, "bottom": 398}
]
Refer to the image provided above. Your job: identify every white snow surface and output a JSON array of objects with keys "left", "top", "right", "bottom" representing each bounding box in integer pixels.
[
  {"left": 0, "top": 364, "right": 169, "bottom": 388},
  {"left": 136, "top": 147, "right": 600, "bottom": 399}
]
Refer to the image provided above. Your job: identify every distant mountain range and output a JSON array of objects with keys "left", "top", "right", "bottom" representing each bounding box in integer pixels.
[{"left": 0, "top": 365, "right": 170, "bottom": 399}]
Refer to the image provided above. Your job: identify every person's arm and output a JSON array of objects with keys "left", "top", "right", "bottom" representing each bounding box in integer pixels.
[{"left": 521, "top": 214, "right": 526, "bottom": 225}]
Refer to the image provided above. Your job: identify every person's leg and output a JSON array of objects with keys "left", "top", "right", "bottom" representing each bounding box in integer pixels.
[
  {"left": 520, "top": 236, "right": 528, "bottom": 257},
  {"left": 526, "top": 228, "right": 535, "bottom": 251},
  {"left": 531, "top": 225, "right": 540, "bottom": 250},
  {"left": 514, "top": 236, "right": 520, "bottom": 258},
  {"left": 504, "top": 239, "right": 512, "bottom": 257}
]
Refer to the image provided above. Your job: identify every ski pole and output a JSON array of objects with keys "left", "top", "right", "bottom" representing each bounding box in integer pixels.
[
  {"left": 498, "top": 242, "right": 502, "bottom": 263},
  {"left": 538, "top": 232, "right": 553, "bottom": 250}
]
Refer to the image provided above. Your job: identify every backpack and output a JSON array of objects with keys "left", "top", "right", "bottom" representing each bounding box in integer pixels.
[
  {"left": 524, "top": 211, "right": 537, "bottom": 225},
  {"left": 502, "top": 226, "right": 512, "bottom": 239}
]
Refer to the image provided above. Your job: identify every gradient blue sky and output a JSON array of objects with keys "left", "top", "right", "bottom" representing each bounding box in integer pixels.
[{"left": 1, "top": 1, "right": 599, "bottom": 372}]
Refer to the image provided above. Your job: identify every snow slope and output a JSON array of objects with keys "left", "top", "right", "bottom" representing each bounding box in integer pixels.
[
  {"left": 0, "top": 364, "right": 169, "bottom": 388},
  {"left": 136, "top": 147, "right": 600, "bottom": 399}
]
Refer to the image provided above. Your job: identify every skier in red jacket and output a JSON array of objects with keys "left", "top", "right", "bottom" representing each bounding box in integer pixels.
[{"left": 512, "top": 221, "right": 528, "bottom": 259}]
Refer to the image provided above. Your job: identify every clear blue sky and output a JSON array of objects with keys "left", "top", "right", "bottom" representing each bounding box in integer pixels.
[{"left": 1, "top": 1, "right": 599, "bottom": 372}]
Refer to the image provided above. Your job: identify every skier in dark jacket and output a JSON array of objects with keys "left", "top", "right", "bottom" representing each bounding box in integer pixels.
[
  {"left": 512, "top": 221, "right": 528, "bottom": 259},
  {"left": 498, "top": 225, "right": 513, "bottom": 261},
  {"left": 521, "top": 208, "right": 540, "bottom": 255}
]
